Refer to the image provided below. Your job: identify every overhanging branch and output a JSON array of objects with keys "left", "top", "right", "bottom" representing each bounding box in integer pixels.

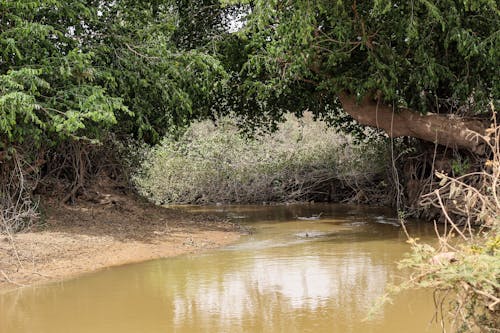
[{"left": 338, "top": 92, "right": 488, "bottom": 154}]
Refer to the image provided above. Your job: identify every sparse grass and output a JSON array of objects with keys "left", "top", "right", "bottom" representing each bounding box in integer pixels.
[{"left": 133, "top": 113, "right": 388, "bottom": 204}]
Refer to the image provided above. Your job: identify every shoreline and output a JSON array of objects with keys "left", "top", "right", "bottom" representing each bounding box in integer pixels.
[{"left": 0, "top": 195, "right": 241, "bottom": 293}]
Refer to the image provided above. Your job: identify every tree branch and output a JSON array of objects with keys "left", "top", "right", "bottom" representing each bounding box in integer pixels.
[{"left": 338, "top": 91, "right": 489, "bottom": 154}]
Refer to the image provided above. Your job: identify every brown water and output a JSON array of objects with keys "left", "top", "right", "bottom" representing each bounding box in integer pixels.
[{"left": 0, "top": 204, "right": 443, "bottom": 333}]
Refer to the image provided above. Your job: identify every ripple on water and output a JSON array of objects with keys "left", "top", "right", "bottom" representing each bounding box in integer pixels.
[{"left": 0, "top": 204, "right": 442, "bottom": 333}]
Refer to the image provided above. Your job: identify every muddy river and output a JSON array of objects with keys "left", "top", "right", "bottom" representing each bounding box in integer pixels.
[{"left": 0, "top": 204, "right": 443, "bottom": 332}]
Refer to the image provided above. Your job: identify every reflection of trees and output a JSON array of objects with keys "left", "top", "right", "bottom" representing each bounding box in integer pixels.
[
  {"left": 0, "top": 205, "right": 437, "bottom": 332},
  {"left": 172, "top": 249, "right": 391, "bottom": 331}
]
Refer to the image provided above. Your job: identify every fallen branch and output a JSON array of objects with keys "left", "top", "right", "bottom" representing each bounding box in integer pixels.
[{"left": 0, "top": 270, "right": 26, "bottom": 287}]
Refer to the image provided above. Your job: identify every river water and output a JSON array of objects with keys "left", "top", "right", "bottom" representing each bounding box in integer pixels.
[{"left": 0, "top": 204, "right": 443, "bottom": 333}]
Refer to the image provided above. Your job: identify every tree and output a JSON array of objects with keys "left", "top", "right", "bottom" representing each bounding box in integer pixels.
[
  {"left": 223, "top": 0, "right": 499, "bottom": 153},
  {"left": 0, "top": 0, "right": 233, "bottom": 210},
  {"left": 0, "top": 1, "right": 127, "bottom": 149},
  {"left": 0, "top": 0, "right": 232, "bottom": 148},
  {"left": 83, "top": 0, "right": 230, "bottom": 143}
]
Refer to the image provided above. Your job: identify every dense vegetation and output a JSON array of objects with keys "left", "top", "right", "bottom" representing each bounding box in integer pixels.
[
  {"left": 223, "top": 0, "right": 498, "bottom": 153},
  {"left": 0, "top": 0, "right": 231, "bottom": 231},
  {"left": 0, "top": 1, "right": 498, "bottom": 330},
  {"left": 0, "top": 1, "right": 237, "bottom": 147},
  {"left": 1, "top": 0, "right": 498, "bottom": 207},
  {"left": 135, "top": 114, "right": 388, "bottom": 204}
]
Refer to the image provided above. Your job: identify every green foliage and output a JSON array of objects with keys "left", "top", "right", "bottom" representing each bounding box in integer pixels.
[
  {"left": 0, "top": 1, "right": 129, "bottom": 148},
  {"left": 133, "top": 114, "right": 388, "bottom": 204},
  {"left": 0, "top": 0, "right": 236, "bottom": 150},
  {"left": 222, "top": 0, "right": 499, "bottom": 126},
  {"left": 172, "top": 0, "right": 245, "bottom": 49},
  {"left": 85, "top": 0, "right": 231, "bottom": 143},
  {"left": 451, "top": 156, "right": 471, "bottom": 176},
  {"left": 2, "top": 0, "right": 498, "bottom": 152},
  {"left": 383, "top": 229, "right": 500, "bottom": 332}
]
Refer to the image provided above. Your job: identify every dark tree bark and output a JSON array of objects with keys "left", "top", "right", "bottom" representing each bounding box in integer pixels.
[{"left": 338, "top": 92, "right": 488, "bottom": 154}]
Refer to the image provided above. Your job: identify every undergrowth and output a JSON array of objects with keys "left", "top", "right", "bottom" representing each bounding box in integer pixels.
[
  {"left": 0, "top": 150, "right": 39, "bottom": 234},
  {"left": 133, "top": 113, "right": 389, "bottom": 204},
  {"left": 373, "top": 109, "right": 500, "bottom": 332}
]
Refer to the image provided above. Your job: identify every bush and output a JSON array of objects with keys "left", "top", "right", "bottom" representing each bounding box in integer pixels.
[
  {"left": 392, "top": 226, "right": 499, "bottom": 332},
  {"left": 133, "top": 113, "right": 388, "bottom": 204},
  {"left": 373, "top": 110, "right": 500, "bottom": 332},
  {"left": 0, "top": 151, "right": 39, "bottom": 233}
]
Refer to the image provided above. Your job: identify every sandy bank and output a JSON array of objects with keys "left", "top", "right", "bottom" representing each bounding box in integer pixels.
[{"left": 0, "top": 194, "right": 240, "bottom": 293}]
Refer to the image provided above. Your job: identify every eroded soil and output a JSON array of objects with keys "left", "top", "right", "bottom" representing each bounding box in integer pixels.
[{"left": 0, "top": 192, "right": 240, "bottom": 292}]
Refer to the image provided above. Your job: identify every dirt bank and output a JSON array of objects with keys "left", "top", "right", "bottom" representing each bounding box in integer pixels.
[{"left": 0, "top": 193, "right": 240, "bottom": 292}]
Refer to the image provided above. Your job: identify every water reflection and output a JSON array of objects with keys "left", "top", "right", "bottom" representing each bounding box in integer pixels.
[
  {"left": 0, "top": 204, "right": 441, "bottom": 333},
  {"left": 172, "top": 254, "right": 388, "bottom": 323}
]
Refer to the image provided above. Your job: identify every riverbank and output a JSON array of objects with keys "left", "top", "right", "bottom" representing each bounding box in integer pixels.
[
  {"left": 1, "top": 203, "right": 442, "bottom": 333},
  {"left": 0, "top": 193, "right": 241, "bottom": 293}
]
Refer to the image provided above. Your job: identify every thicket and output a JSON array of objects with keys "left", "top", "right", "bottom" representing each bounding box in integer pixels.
[
  {"left": 0, "top": 0, "right": 231, "bottom": 233},
  {"left": 134, "top": 114, "right": 388, "bottom": 204},
  {"left": 2, "top": 1, "right": 498, "bottom": 229},
  {"left": 374, "top": 112, "right": 500, "bottom": 332},
  {"left": 0, "top": 152, "right": 39, "bottom": 234}
]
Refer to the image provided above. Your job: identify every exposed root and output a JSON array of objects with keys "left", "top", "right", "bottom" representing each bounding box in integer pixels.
[{"left": 0, "top": 151, "right": 39, "bottom": 234}]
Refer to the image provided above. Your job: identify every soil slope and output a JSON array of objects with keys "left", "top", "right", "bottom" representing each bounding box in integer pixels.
[{"left": 0, "top": 193, "right": 240, "bottom": 292}]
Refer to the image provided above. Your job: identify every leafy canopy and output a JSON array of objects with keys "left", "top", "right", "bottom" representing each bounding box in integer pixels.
[
  {"left": 0, "top": 0, "right": 233, "bottom": 148},
  {"left": 223, "top": 0, "right": 499, "bottom": 125},
  {"left": 3, "top": 0, "right": 497, "bottom": 149},
  {"left": 0, "top": 1, "right": 127, "bottom": 147},
  {"left": 85, "top": 0, "right": 232, "bottom": 142}
]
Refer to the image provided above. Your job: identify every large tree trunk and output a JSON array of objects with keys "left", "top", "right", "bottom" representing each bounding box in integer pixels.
[{"left": 338, "top": 92, "right": 488, "bottom": 154}]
